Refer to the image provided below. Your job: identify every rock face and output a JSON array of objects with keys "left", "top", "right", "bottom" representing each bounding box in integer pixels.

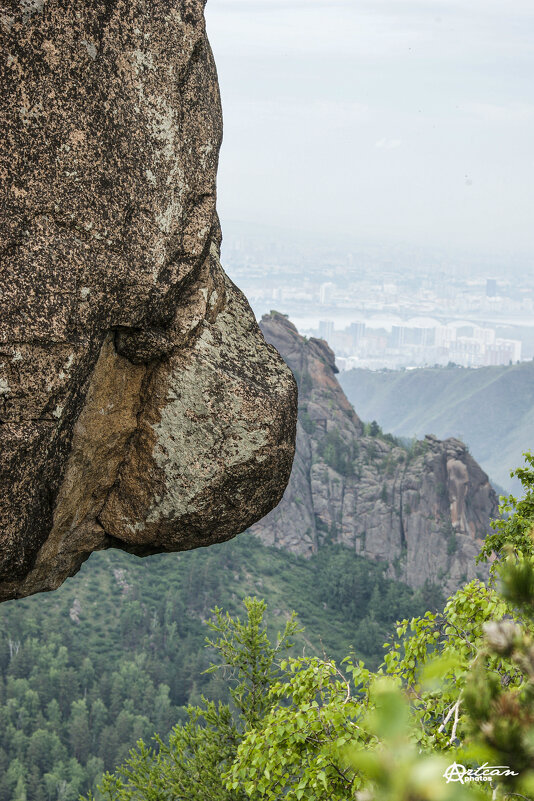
[
  {"left": 338, "top": 361, "right": 534, "bottom": 495},
  {"left": 253, "top": 313, "right": 498, "bottom": 595},
  {"left": 0, "top": 2, "right": 297, "bottom": 601}
]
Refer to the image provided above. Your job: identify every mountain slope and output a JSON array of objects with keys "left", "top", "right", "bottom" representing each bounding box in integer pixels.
[
  {"left": 338, "top": 362, "right": 534, "bottom": 493},
  {"left": 0, "top": 536, "right": 438, "bottom": 799},
  {"left": 254, "top": 313, "right": 498, "bottom": 595}
]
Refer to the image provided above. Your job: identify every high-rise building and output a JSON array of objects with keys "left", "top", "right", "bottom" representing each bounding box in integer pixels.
[
  {"left": 348, "top": 322, "right": 365, "bottom": 346},
  {"left": 486, "top": 278, "right": 497, "bottom": 297},
  {"left": 319, "top": 282, "right": 335, "bottom": 305},
  {"left": 319, "top": 320, "right": 334, "bottom": 342}
]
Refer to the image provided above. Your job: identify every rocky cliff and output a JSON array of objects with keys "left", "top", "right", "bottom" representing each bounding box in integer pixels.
[
  {"left": 339, "top": 361, "right": 534, "bottom": 494},
  {"left": 0, "top": 2, "right": 297, "bottom": 601},
  {"left": 253, "top": 313, "right": 498, "bottom": 595}
]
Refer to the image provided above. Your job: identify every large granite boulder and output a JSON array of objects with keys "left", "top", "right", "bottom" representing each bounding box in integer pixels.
[{"left": 0, "top": 1, "right": 297, "bottom": 601}]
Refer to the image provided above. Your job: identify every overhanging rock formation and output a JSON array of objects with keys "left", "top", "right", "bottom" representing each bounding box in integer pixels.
[{"left": 0, "top": 1, "right": 297, "bottom": 601}]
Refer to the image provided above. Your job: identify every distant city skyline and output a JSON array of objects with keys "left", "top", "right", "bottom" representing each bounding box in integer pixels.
[
  {"left": 222, "top": 228, "right": 534, "bottom": 369},
  {"left": 206, "top": 0, "right": 534, "bottom": 258}
]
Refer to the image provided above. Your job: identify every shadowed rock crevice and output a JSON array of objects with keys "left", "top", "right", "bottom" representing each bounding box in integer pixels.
[{"left": 0, "top": 2, "right": 297, "bottom": 601}]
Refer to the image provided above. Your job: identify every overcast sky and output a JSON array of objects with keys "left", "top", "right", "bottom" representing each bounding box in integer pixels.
[{"left": 205, "top": 0, "right": 534, "bottom": 257}]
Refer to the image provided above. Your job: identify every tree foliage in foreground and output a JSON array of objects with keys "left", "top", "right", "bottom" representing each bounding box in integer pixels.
[
  {"left": 0, "top": 531, "right": 435, "bottom": 800},
  {"left": 479, "top": 450, "right": 534, "bottom": 561},
  {"left": 88, "top": 453, "right": 534, "bottom": 801}
]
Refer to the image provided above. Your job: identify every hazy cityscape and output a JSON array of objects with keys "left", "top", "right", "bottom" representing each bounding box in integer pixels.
[{"left": 223, "top": 225, "right": 534, "bottom": 371}]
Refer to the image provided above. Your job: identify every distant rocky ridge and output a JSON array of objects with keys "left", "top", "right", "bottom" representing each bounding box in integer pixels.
[
  {"left": 339, "top": 362, "right": 534, "bottom": 494},
  {"left": 253, "top": 313, "right": 499, "bottom": 595}
]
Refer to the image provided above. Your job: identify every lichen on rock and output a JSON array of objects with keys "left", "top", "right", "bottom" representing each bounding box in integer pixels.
[{"left": 0, "top": 1, "right": 297, "bottom": 601}]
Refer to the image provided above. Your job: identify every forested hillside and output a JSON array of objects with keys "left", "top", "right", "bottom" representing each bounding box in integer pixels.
[
  {"left": 0, "top": 537, "right": 439, "bottom": 801},
  {"left": 92, "top": 457, "right": 534, "bottom": 801},
  {"left": 339, "top": 360, "right": 534, "bottom": 493}
]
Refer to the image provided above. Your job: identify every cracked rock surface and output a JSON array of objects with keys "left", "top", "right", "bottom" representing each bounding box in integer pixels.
[{"left": 0, "top": 1, "right": 297, "bottom": 601}]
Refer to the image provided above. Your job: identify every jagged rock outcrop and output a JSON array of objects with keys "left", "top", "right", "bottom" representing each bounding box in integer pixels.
[
  {"left": 0, "top": 2, "right": 297, "bottom": 601},
  {"left": 253, "top": 313, "right": 498, "bottom": 595}
]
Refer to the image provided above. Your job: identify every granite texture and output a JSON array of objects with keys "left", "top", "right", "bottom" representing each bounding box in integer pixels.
[{"left": 0, "top": 1, "right": 297, "bottom": 601}]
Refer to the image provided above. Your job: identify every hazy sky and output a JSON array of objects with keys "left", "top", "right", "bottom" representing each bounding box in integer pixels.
[{"left": 205, "top": 0, "right": 534, "bottom": 256}]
